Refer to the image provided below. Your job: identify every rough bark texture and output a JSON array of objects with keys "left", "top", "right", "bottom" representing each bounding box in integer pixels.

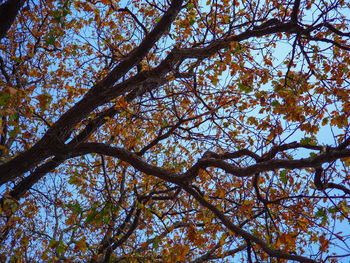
[{"left": 0, "top": 0, "right": 25, "bottom": 39}]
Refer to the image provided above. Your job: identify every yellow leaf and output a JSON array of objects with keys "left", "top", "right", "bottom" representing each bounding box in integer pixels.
[
  {"left": 114, "top": 97, "right": 128, "bottom": 110},
  {"left": 219, "top": 233, "right": 227, "bottom": 245}
]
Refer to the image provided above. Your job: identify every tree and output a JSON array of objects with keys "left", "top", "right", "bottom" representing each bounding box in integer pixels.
[{"left": 0, "top": 0, "right": 350, "bottom": 261}]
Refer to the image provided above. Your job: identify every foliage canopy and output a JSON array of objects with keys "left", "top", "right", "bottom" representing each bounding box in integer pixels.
[{"left": 1, "top": 0, "right": 350, "bottom": 262}]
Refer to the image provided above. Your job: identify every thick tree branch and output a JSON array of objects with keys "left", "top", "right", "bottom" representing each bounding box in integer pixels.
[
  {"left": 28, "top": 142, "right": 347, "bottom": 187},
  {"left": 6, "top": 157, "right": 63, "bottom": 200},
  {"left": 314, "top": 166, "right": 350, "bottom": 195},
  {"left": 324, "top": 22, "right": 350, "bottom": 37},
  {"left": 0, "top": 0, "right": 26, "bottom": 39},
  {"left": 7, "top": 140, "right": 350, "bottom": 203},
  {"left": 191, "top": 243, "right": 247, "bottom": 263},
  {"left": 182, "top": 146, "right": 350, "bottom": 181},
  {"left": 72, "top": 143, "right": 181, "bottom": 184},
  {"left": 291, "top": 0, "right": 300, "bottom": 23},
  {"left": 68, "top": 143, "right": 350, "bottom": 186}
]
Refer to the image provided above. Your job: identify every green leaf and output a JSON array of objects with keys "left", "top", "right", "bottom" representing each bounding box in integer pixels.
[
  {"left": 300, "top": 136, "right": 317, "bottom": 146},
  {"left": 85, "top": 211, "right": 98, "bottom": 225},
  {"left": 322, "top": 215, "right": 328, "bottom": 224},
  {"left": 279, "top": 170, "right": 288, "bottom": 184},
  {"left": 271, "top": 101, "right": 280, "bottom": 107},
  {"left": 189, "top": 18, "right": 196, "bottom": 26},
  {"left": 0, "top": 93, "right": 10, "bottom": 105},
  {"left": 103, "top": 215, "right": 110, "bottom": 223},
  {"left": 187, "top": 3, "right": 194, "bottom": 9},
  {"left": 4, "top": 198, "right": 18, "bottom": 213},
  {"left": 9, "top": 126, "right": 19, "bottom": 138},
  {"left": 153, "top": 236, "right": 159, "bottom": 249},
  {"left": 238, "top": 83, "right": 253, "bottom": 93},
  {"left": 322, "top": 117, "right": 328, "bottom": 126},
  {"left": 56, "top": 241, "right": 65, "bottom": 255},
  {"left": 315, "top": 208, "right": 328, "bottom": 224},
  {"left": 66, "top": 202, "right": 82, "bottom": 214},
  {"left": 49, "top": 239, "right": 58, "bottom": 248},
  {"left": 315, "top": 208, "right": 326, "bottom": 217},
  {"left": 45, "top": 35, "right": 55, "bottom": 45},
  {"left": 328, "top": 206, "right": 337, "bottom": 214},
  {"left": 309, "top": 152, "right": 317, "bottom": 157}
]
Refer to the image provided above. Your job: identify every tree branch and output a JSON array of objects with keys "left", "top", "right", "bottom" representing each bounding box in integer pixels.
[
  {"left": 0, "top": 0, "right": 26, "bottom": 39},
  {"left": 291, "top": 0, "right": 301, "bottom": 23},
  {"left": 182, "top": 184, "right": 316, "bottom": 263}
]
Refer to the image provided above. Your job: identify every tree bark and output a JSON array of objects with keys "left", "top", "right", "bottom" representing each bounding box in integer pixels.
[{"left": 0, "top": 0, "right": 26, "bottom": 39}]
